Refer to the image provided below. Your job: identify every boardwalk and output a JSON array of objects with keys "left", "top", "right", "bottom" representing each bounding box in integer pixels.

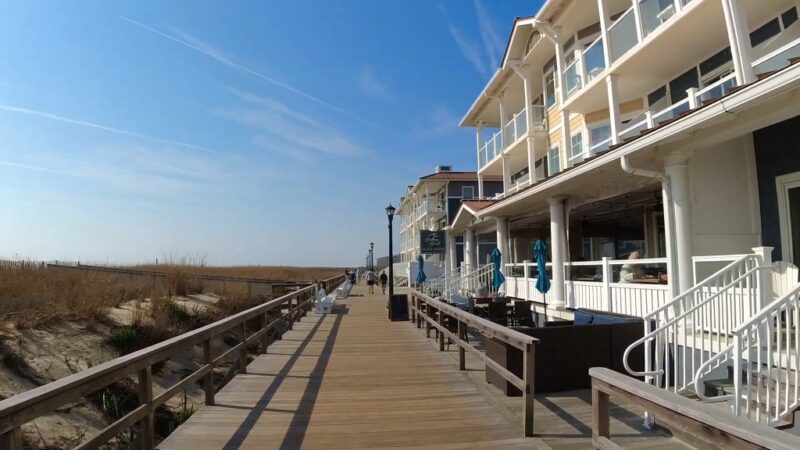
[
  {"left": 159, "top": 285, "right": 530, "bottom": 449},
  {"left": 160, "top": 284, "right": 685, "bottom": 449}
]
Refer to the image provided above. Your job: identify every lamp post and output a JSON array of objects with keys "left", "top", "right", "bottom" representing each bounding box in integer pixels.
[
  {"left": 386, "top": 204, "right": 395, "bottom": 298},
  {"left": 370, "top": 242, "right": 374, "bottom": 271}
]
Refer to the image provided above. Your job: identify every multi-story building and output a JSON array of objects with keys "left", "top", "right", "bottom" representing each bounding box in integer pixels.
[
  {"left": 437, "top": 0, "right": 800, "bottom": 429},
  {"left": 397, "top": 166, "right": 502, "bottom": 271}
]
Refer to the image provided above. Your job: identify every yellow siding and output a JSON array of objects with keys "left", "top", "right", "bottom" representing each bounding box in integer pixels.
[{"left": 569, "top": 114, "right": 584, "bottom": 134}]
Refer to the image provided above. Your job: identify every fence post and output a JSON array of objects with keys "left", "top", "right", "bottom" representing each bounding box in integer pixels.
[
  {"left": 239, "top": 322, "right": 248, "bottom": 374},
  {"left": 686, "top": 87, "right": 699, "bottom": 109},
  {"left": 260, "top": 311, "right": 269, "bottom": 354},
  {"left": 438, "top": 307, "right": 445, "bottom": 351},
  {"left": 457, "top": 319, "right": 466, "bottom": 370},
  {"left": 732, "top": 334, "right": 742, "bottom": 416},
  {"left": 592, "top": 382, "right": 610, "bottom": 442},
  {"left": 0, "top": 428, "right": 22, "bottom": 450},
  {"left": 523, "top": 342, "right": 536, "bottom": 437},
  {"left": 138, "top": 366, "right": 155, "bottom": 450},
  {"left": 203, "top": 339, "right": 215, "bottom": 406},
  {"left": 411, "top": 295, "right": 416, "bottom": 323},
  {"left": 602, "top": 257, "right": 612, "bottom": 312},
  {"left": 753, "top": 246, "right": 774, "bottom": 310},
  {"left": 523, "top": 261, "right": 530, "bottom": 301},
  {"left": 287, "top": 297, "right": 294, "bottom": 330}
]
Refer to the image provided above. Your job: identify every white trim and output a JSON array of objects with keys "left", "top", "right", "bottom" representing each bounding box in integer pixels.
[{"left": 776, "top": 171, "right": 800, "bottom": 264}]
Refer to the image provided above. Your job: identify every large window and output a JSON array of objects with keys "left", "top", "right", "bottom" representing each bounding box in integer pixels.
[
  {"left": 589, "top": 124, "right": 611, "bottom": 153},
  {"left": 462, "top": 186, "right": 475, "bottom": 200},
  {"left": 547, "top": 146, "right": 560, "bottom": 176},
  {"left": 544, "top": 69, "right": 557, "bottom": 108},
  {"left": 570, "top": 132, "right": 584, "bottom": 165}
]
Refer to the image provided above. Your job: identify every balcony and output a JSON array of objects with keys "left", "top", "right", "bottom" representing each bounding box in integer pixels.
[
  {"left": 478, "top": 105, "right": 546, "bottom": 171},
  {"left": 416, "top": 199, "right": 445, "bottom": 220}
]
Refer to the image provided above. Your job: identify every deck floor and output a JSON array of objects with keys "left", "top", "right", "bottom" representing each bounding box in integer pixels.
[{"left": 159, "top": 285, "right": 688, "bottom": 449}]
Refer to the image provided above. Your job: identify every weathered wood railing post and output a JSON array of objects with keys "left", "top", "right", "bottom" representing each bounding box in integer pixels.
[
  {"left": 425, "top": 302, "right": 432, "bottom": 338},
  {"left": 438, "top": 308, "right": 445, "bottom": 351},
  {"left": 523, "top": 342, "right": 536, "bottom": 437},
  {"left": 138, "top": 366, "right": 155, "bottom": 449},
  {"left": 457, "top": 319, "right": 466, "bottom": 370},
  {"left": 238, "top": 322, "right": 248, "bottom": 374},
  {"left": 203, "top": 339, "right": 215, "bottom": 406},
  {"left": 287, "top": 297, "right": 294, "bottom": 330},
  {"left": 592, "top": 381, "right": 611, "bottom": 446},
  {"left": 411, "top": 296, "right": 416, "bottom": 323},
  {"left": 0, "top": 427, "right": 22, "bottom": 450},
  {"left": 260, "top": 311, "right": 269, "bottom": 354}
]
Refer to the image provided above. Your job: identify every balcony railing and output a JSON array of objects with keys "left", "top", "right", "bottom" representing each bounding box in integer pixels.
[
  {"left": 640, "top": 0, "right": 676, "bottom": 38},
  {"left": 608, "top": 7, "right": 638, "bottom": 63},
  {"left": 583, "top": 36, "right": 606, "bottom": 83},
  {"left": 752, "top": 36, "right": 800, "bottom": 76},
  {"left": 479, "top": 105, "right": 546, "bottom": 170},
  {"left": 564, "top": 59, "right": 582, "bottom": 98}
]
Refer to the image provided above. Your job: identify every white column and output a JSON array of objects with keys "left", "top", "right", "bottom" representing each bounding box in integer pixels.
[
  {"left": 550, "top": 197, "right": 568, "bottom": 308},
  {"left": 597, "top": 0, "right": 612, "bottom": 68},
  {"left": 498, "top": 94, "right": 511, "bottom": 192},
  {"left": 465, "top": 228, "right": 476, "bottom": 271},
  {"left": 477, "top": 174, "right": 485, "bottom": 199},
  {"left": 661, "top": 179, "right": 679, "bottom": 299},
  {"left": 721, "top": 0, "right": 755, "bottom": 85},
  {"left": 496, "top": 217, "right": 509, "bottom": 272},
  {"left": 553, "top": 27, "right": 568, "bottom": 104},
  {"left": 511, "top": 62, "right": 538, "bottom": 184},
  {"left": 665, "top": 153, "right": 693, "bottom": 295},
  {"left": 447, "top": 232, "right": 457, "bottom": 275},
  {"left": 631, "top": 0, "right": 644, "bottom": 42},
  {"left": 753, "top": 246, "right": 774, "bottom": 309},
  {"left": 561, "top": 109, "right": 571, "bottom": 168},
  {"left": 606, "top": 74, "right": 622, "bottom": 145}
]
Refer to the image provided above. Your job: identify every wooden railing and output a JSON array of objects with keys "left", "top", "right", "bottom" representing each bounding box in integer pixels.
[
  {"left": 410, "top": 290, "right": 539, "bottom": 437},
  {"left": 0, "top": 275, "right": 345, "bottom": 450},
  {"left": 590, "top": 367, "right": 800, "bottom": 450}
]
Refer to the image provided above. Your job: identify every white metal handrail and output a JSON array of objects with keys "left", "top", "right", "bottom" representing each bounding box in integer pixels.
[
  {"left": 694, "top": 283, "right": 800, "bottom": 426},
  {"left": 752, "top": 36, "right": 800, "bottom": 73},
  {"left": 623, "top": 254, "right": 764, "bottom": 396},
  {"left": 695, "top": 73, "right": 737, "bottom": 103}
]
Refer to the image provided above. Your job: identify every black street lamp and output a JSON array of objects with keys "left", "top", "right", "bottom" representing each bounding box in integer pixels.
[
  {"left": 370, "top": 242, "right": 374, "bottom": 271},
  {"left": 386, "top": 204, "right": 395, "bottom": 297}
]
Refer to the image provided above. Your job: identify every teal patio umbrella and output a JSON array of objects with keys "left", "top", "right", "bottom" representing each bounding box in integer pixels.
[
  {"left": 534, "top": 240, "right": 551, "bottom": 294},
  {"left": 491, "top": 248, "right": 505, "bottom": 291},
  {"left": 416, "top": 255, "right": 427, "bottom": 284}
]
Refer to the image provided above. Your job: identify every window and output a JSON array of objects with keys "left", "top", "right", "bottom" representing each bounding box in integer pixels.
[
  {"left": 699, "top": 47, "right": 732, "bottom": 77},
  {"left": 547, "top": 146, "right": 560, "bottom": 176},
  {"left": 750, "top": 18, "right": 781, "bottom": 48},
  {"left": 782, "top": 7, "right": 798, "bottom": 29},
  {"left": 589, "top": 124, "right": 611, "bottom": 153},
  {"left": 462, "top": 186, "right": 475, "bottom": 200},
  {"left": 510, "top": 167, "right": 529, "bottom": 184},
  {"left": 570, "top": 133, "right": 584, "bottom": 165},
  {"left": 647, "top": 85, "right": 667, "bottom": 107},
  {"left": 544, "top": 69, "right": 557, "bottom": 108}
]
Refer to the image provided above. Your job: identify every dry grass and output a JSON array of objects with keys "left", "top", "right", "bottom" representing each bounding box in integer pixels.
[
  {"left": 0, "top": 266, "right": 159, "bottom": 329},
  {"left": 132, "top": 264, "right": 344, "bottom": 282}
]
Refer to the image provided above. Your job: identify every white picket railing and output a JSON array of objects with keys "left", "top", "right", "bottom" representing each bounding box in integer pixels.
[
  {"left": 503, "top": 261, "right": 554, "bottom": 304},
  {"left": 694, "top": 283, "right": 800, "bottom": 426},
  {"left": 623, "top": 253, "right": 768, "bottom": 398},
  {"left": 437, "top": 263, "right": 494, "bottom": 299}
]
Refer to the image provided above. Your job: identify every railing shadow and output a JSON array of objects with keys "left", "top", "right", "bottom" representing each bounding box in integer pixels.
[{"left": 219, "top": 307, "right": 346, "bottom": 449}]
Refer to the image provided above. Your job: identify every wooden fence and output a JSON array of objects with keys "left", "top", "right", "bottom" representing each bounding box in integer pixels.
[
  {"left": 410, "top": 290, "right": 539, "bottom": 437},
  {"left": 0, "top": 275, "right": 345, "bottom": 449},
  {"left": 589, "top": 367, "right": 800, "bottom": 449}
]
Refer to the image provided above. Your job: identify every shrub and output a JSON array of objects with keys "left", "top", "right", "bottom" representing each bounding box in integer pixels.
[{"left": 109, "top": 327, "right": 142, "bottom": 355}]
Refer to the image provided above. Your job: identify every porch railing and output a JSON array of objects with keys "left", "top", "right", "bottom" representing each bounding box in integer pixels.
[
  {"left": 410, "top": 290, "right": 539, "bottom": 437},
  {"left": 693, "top": 282, "right": 800, "bottom": 427},
  {"left": 623, "top": 253, "right": 768, "bottom": 397}
]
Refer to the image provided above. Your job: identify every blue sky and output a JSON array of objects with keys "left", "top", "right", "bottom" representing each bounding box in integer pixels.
[{"left": 0, "top": 0, "right": 539, "bottom": 266}]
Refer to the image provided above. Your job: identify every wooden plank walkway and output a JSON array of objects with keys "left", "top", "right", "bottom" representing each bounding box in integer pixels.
[{"left": 158, "top": 285, "right": 531, "bottom": 449}]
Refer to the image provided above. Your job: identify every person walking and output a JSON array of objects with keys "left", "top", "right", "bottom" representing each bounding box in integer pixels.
[
  {"left": 379, "top": 271, "right": 388, "bottom": 294},
  {"left": 365, "top": 269, "right": 376, "bottom": 294}
]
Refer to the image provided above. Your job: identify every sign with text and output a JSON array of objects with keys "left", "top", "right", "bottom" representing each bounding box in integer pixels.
[{"left": 420, "top": 230, "right": 446, "bottom": 254}]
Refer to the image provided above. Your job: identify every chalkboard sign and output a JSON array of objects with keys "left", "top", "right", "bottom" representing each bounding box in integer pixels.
[{"left": 420, "top": 230, "right": 446, "bottom": 254}]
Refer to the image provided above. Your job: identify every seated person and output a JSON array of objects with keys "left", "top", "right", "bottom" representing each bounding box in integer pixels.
[{"left": 619, "top": 251, "right": 643, "bottom": 283}]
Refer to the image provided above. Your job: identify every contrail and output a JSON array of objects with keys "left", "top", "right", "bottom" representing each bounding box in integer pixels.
[
  {"left": 0, "top": 104, "right": 225, "bottom": 155},
  {"left": 119, "top": 16, "right": 385, "bottom": 130}
]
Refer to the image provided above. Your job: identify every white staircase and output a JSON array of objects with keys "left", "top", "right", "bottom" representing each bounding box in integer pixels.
[
  {"left": 429, "top": 264, "right": 494, "bottom": 300},
  {"left": 623, "top": 250, "right": 800, "bottom": 428}
]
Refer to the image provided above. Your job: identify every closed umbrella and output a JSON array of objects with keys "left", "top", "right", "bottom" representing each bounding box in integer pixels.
[
  {"left": 491, "top": 248, "right": 505, "bottom": 291},
  {"left": 416, "top": 255, "right": 427, "bottom": 284},
  {"left": 534, "top": 240, "right": 551, "bottom": 294}
]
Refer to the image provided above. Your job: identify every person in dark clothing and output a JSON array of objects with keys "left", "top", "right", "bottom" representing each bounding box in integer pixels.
[{"left": 379, "top": 272, "right": 388, "bottom": 294}]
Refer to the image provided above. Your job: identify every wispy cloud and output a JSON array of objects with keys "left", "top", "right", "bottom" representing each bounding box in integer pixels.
[
  {"left": 438, "top": 4, "right": 489, "bottom": 77},
  {"left": 474, "top": 0, "right": 505, "bottom": 68},
  {"left": 219, "top": 90, "right": 367, "bottom": 161},
  {"left": 120, "top": 16, "right": 384, "bottom": 130},
  {"left": 0, "top": 104, "right": 226, "bottom": 155},
  {"left": 358, "top": 66, "right": 393, "bottom": 101},
  {"left": 411, "top": 105, "right": 459, "bottom": 139}
]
